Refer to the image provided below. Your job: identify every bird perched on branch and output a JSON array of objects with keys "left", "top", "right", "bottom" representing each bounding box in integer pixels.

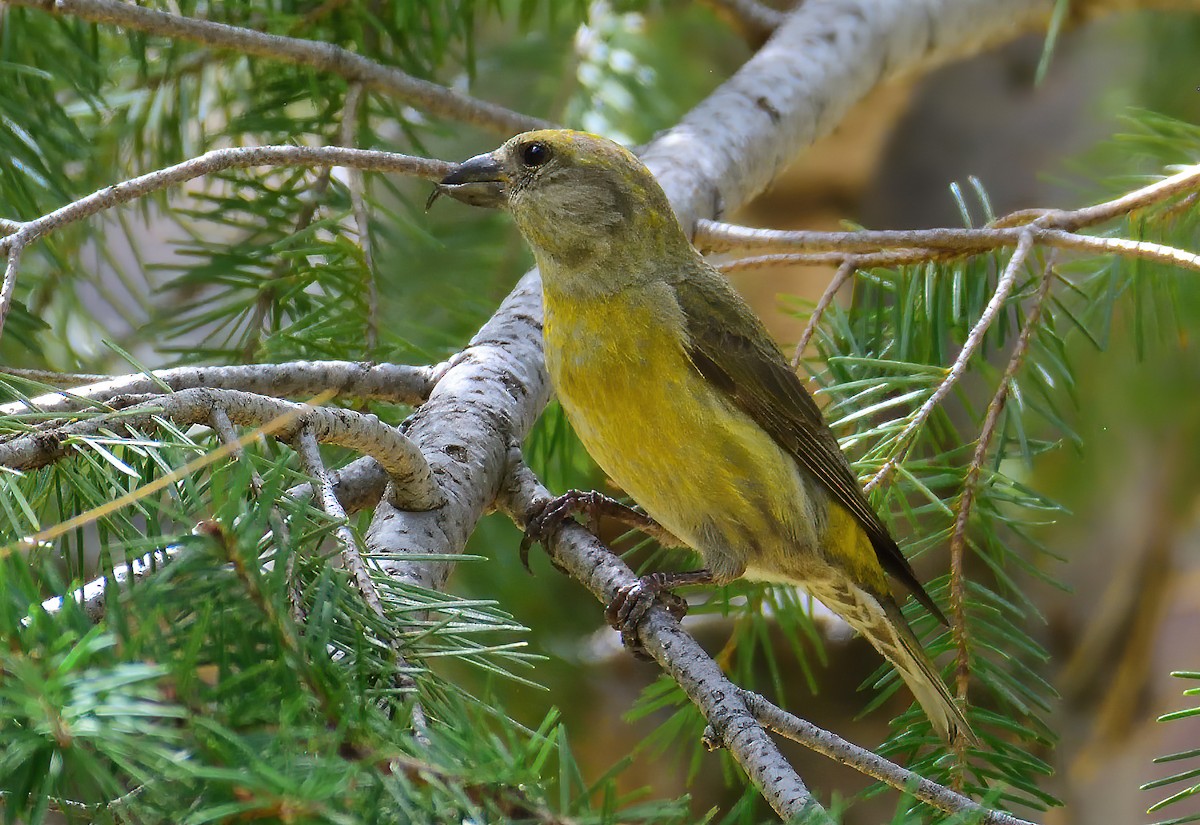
[{"left": 431, "top": 129, "right": 973, "bottom": 745}]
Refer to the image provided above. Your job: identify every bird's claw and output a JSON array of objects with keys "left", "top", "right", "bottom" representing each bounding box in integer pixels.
[
  {"left": 605, "top": 573, "right": 691, "bottom": 660},
  {"left": 519, "top": 490, "right": 611, "bottom": 574}
]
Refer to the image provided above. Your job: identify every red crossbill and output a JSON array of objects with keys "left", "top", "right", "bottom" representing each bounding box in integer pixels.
[{"left": 433, "top": 129, "right": 973, "bottom": 745}]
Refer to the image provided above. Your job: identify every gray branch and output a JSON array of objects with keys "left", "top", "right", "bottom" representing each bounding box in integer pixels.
[
  {"left": 364, "top": 274, "right": 550, "bottom": 589},
  {"left": 733, "top": 690, "right": 1036, "bottom": 825},
  {"left": 9, "top": 0, "right": 550, "bottom": 136},
  {"left": 1, "top": 388, "right": 443, "bottom": 512},
  {"left": 498, "top": 457, "right": 830, "bottom": 823},
  {"left": 1, "top": 360, "right": 436, "bottom": 418}
]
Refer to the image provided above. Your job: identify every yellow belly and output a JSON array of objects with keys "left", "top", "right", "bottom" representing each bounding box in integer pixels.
[{"left": 542, "top": 282, "right": 821, "bottom": 582}]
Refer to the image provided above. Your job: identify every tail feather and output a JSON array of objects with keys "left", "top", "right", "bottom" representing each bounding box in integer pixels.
[{"left": 811, "top": 578, "right": 976, "bottom": 746}]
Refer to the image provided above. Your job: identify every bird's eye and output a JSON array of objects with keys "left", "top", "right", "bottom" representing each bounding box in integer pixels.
[{"left": 519, "top": 141, "right": 552, "bottom": 168}]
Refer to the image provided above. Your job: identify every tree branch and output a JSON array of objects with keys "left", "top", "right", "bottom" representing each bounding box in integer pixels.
[
  {"left": 0, "top": 145, "right": 451, "bottom": 343},
  {"left": 363, "top": 272, "right": 551, "bottom": 591},
  {"left": 696, "top": 162, "right": 1200, "bottom": 252},
  {"left": 8, "top": 0, "right": 550, "bottom": 136},
  {"left": 295, "top": 427, "right": 387, "bottom": 620},
  {"left": 1, "top": 388, "right": 443, "bottom": 514},
  {"left": 732, "top": 690, "right": 1036, "bottom": 825},
  {"left": 694, "top": 164, "right": 1200, "bottom": 268},
  {"left": 791, "top": 259, "right": 855, "bottom": 368},
  {"left": 865, "top": 232, "right": 1036, "bottom": 493},
  {"left": 0, "top": 145, "right": 450, "bottom": 252},
  {"left": 0, "top": 360, "right": 436, "bottom": 418},
  {"left": 497, "top": 456, "right": 830, "bottom": 824},
  {"left": 948, "top": 258, "right": 1057, "bottom": 701}
]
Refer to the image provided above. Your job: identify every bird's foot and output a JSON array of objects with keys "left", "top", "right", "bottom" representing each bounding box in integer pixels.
[
  {"left": 519, "top": 489, "right": 672, "bottom": 573},
  {"left": 605, "top": 569, "right": 713, "bottom": 660}
]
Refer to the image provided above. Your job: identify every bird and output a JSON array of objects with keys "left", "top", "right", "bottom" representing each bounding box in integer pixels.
[{"left": 430, "top": 129, "right": 974, "bottom": 745}]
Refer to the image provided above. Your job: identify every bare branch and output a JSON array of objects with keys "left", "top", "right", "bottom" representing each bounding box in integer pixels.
[
  {"left": 1, "top": 360, "right": 436, "bottom": 418},
  {"left": 0, "top": 145, "right": 450, "bottom": 256},
  {"left": 1, "top": 388, "right": 444, "bottom": 514},
  {"left": 0, "top": 147, "right": 450, "bottom": 333},
  {"left": 995, "top": 163, "right": 1200, "bottom": 230},
  {"left": 948, "top": 259, "right": 1057, "bottom": 700},
  {"left": 497, "top": 455, "right": 830, "bottom": 823},
  {"left": 865, "top": 232, "right": 1036, "bottom": 493},
  {"left": 695, "top": 165, "right": 1200, "bottom": 277},
  {"left": 363, "top": 272, "right": 551, "bottom": 593},
  {"left": 9, "top": 0, "right": 550, "bottom": 136},
  {"left": 1036, "top": 228, "right": 1200, "bottom": 272},
  {"left": 0, "top": 239, "right": 25, "bottom": 348},
  {"left": 791, "top": 259, "right": 855, "bottom": 368},
  {"left": 696, "top": 164, "right": 1200, "bottom": 255},
  {"left": 295, "top": 427, "right": 387, "bottom": 620},
  {"left": 733, "top": 690, "right": 1037, "bottom": 825},
  {"left": 719, "top": 248, "right": 956, "bottom": 272}
]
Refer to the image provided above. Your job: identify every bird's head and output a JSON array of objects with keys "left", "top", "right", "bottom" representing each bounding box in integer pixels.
[{"left": 431, "top": 130, "right": 691, "bottom": 280}]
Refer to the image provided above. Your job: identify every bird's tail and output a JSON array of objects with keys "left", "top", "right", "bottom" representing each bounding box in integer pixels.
[{"left": 812, "top": 579, "right": 976, "bottom": 746}]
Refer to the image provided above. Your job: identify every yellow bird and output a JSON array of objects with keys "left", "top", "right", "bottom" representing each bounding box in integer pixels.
[{"left": 432, "top": 129, "right": 973, "bottom": 745}]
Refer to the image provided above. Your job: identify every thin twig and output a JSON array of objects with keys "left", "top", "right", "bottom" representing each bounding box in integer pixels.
[
  {"left": 294, "top": 424, "right": 433, "bottom": 747},
  {"left": 1035, "top": 227, "right": 1200, "bottom": 272},
  {"left": 694, "top": 165, "right": 1200, "bottom": 280},
  {"left": 0, "top": 145, "right": 450, "bottom": 256},
  {"left": 719, "top": 248, "right": 956, "bottom": 273},
  {"left": 732, "top": 690, "right": 1037, "bottom": 825},
  {"left": 695, "top": 163, "right": 1200, "bottom": 254},
  {"left": 340, "top": 83, "right": 379, "bottom": 355},
  {"left": 948, "top": 257, "right": 1057, "bottom": 701},
  {"left": 0, "top": 147, "right": 450, "bottom": 331},
  {"left": 0, "top": 240, "right": 26, "bottom": 348},
  {"left": 865, "top": 232, "right": 1036, "bottom": 493},
  {"left": 704, "top": 226, "right": 1199, "bottom": 274},
  {"left": 498, "top": 454, "right": 831, "bottom": 824},
  {"left": 995, "top": 163, "right": 1200, "bottom": 230},
  {"left": 792, "top": 258, "right": 855, "bottom": 368},
  {"left": 295, "top": 427, "right": 386, "bottom": 621},
  {"left": 10, "top": 0, "right": 549, "bottom": 136}
]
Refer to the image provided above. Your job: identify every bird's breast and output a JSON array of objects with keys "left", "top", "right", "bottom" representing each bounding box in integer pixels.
[{"left": 540, "top": 282, "right": 820, "bottom": 575}]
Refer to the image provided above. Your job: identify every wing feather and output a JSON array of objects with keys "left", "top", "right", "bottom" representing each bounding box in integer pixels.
[{"left": 673, "top": 266, "right": 947, "bottom": 624}]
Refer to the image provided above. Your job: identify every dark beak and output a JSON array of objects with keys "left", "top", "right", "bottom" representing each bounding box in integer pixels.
[{"left": 425, "top": 152, "right": 508, "bottom": 210}]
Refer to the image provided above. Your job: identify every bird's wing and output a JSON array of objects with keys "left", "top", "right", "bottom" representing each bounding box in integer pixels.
[{"left": 672, "top": 265, "right": 947, "bottom": 624}]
